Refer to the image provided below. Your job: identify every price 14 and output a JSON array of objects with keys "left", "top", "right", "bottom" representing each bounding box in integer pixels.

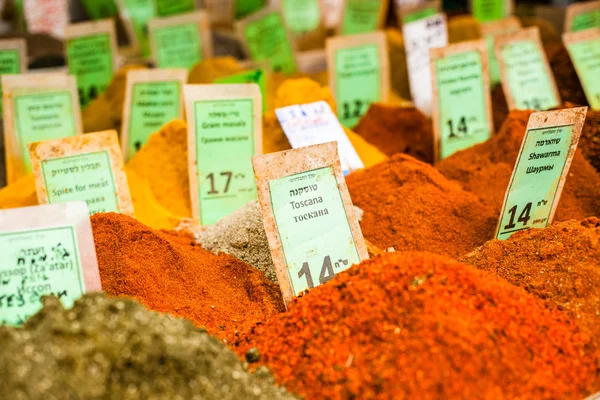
[{"left": 297, "top": 255, "right": 349, "bottom": 289}]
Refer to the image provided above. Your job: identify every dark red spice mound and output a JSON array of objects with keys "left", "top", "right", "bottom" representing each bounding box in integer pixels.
[{"left": 239, "top": 252, "right": 597, "bottom": 399}]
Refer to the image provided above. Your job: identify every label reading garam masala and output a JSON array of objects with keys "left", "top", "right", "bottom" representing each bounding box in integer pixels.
[
  {"left": 563, "top": 29, "right": 600, "bottom": 110},
  {"left": 215, "top": 69, "right": 267, "bottom": 112},
  {"left": 339, "top": 0, "right": 385, "bottom": 35},
  {"left": 495, "top": 107, "right": 586, "bottom": 241}
]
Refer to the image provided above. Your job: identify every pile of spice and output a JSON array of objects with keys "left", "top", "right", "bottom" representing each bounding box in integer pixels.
[
  {"left": 437, "top": 110, "right": 600, "bottom": 222},
  {"left": 346, "top": 153, "right": 497, "bottom": 258},
  {"left": 0, "top": 294, "right": 296, "bottom": 399},
  {"left": 461, "top": 217, "right": 600, "bottom": 344},
  {"left": 579, "top": 107, "right": 600, "bottom": 173},
  {"left": 239, "top": 251, "right": 597, "bottom": 399},
  {"left": 92, "top": 212, "right": 285, "bottom": 343}
]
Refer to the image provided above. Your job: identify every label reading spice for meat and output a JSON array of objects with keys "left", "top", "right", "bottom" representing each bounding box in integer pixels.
[
  {"left": 0, "top": 39, "right": 26, "bottom": 117},
  {"left": 184, "top": 84, "right": 262, "bottom": 225},
  {"left": 252, "top": 142, "right": 368, "bottom": 306},
  {"left": 496, "top": 107, "right": 586, "bottom": 241},
  {"left": 481, "top": 17, "right": 521, "bottom": 86},
  {"left": 215, "top": 69, "right": 267, "bottom": 112},
  {"left": 282, "top": 0, "right": 321, "bottom": 34},
  {"left": 237, "top": 9, "right": 298, "bottom": 74},
  {"left": 327, "top": 32, "right": 389, "bottom": 128},
  {"left": 565, "top": 1, "right": 600, "bottom": 32},
  {"left": 495, "top": 27, "right": 560, "bottom": 111},
  {"left": 339, "top": 0, "right": 385, "bottom": 35},
  {"left": 472, "top": 0, "right": 508, "bottom": 22},
  {"left": 275, "top": 101, "right": 364, "bottom": 175},
  {"left": 563, "top": 29, "right": 600, "bottom": 111},
  {"left": 0, "top": 202, "right": 101, "bottom": 327},
  {"left": 81, "top": 0, "right": 118, "bottom": 20},
  {"left": 403, "top": 12, "right": 448, "bottom": 116}
]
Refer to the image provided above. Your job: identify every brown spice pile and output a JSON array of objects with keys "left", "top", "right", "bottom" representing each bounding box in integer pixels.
[
  {"left": 239, "top": 251, "right": 597, "bottom": 400},
  {"left": 580, "top": 107, "right": 600, "bottom": 173},
  {"left": 92, "top": 213, "right": 284, "bottom": 343},
  {"left": 437, "top": 110, "right": 600, "bottom": 222},
  {"left": 346, "top": 154, "right": 497, "bottom": 258},
  {"left": 549, "top": 44, "right": 587, "bottom": 107}
]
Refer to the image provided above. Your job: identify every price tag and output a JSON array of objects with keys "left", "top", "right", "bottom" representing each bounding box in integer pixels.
[
  {"left": 564, "top": 28, "right": 600, "bottom": 111},
  {"left": 252, "top": 142, "right": 368, "bottom": 306},
  {"left": 81, "top": 0, "right": 119, "bottom": 20},
  {"left": 65, "top": 19, "right": 119, "bottom": 107},
  {"left": 397, "top": 1, "right": 440, "bottom": 25},
  {"left": 480, "top": 17, "right": 521, "bottom": 86},
  {"left": 282, "top": 0, "right": 323, "bottom": 35},
  {"left": 338, "top": 0, "right": 388, "bottom": 35},
  {"left": 215, "top": 69, "right": 267, "bottom": 112},
  {"left": 0, "top": 39, "right": 27, "bottom": 117},
  {"left": 148, "top": 11, "right": 212, "bottom": 70},
  {"left": 23, "top": 0, "right": 69, "bottom": 39},
  {"left": 471, "top": 0, "right": 511, "bottom": 23},
  {"left": 0, "top": 201, "right": 102, "bottom": 326},
  {"left": 495, "top": 107, "right": 586, "bottom": 240},
  {"left": 2, "top": 73, "right": 82, "bottom": 184},
  {"left": 495, "top": 27, "right": 561, "bottom": 111},
  {"left": 203, "top": 0, "right": 235, "bottom": 30},
  {"left": 237, "top": 8, "right": 298, "bottom": 74},
  {"left": 154, "top": 0, "right": 195, "bottom": 16},
  {"left": 402, "top": 12, "right": 448, "bottom": 116},
  {"left": 326, "top": 31, "right": 390, "bottom": 128},
  {"left": 431, "top": 39, "right": 494, "bottom": 161},
  {"left": 565, "top": 1, "right": 600, "bottom": 33},
  {"left": 121, "top": 68, "right": 187, "bottom": 160},
  {"left": 184, "top": 84, "right": 262, "bottom": 225},
  {"left": 275, "top": 100, "right": 364, "bottom": 174},
  {"left": 236, "top": 0, "right": 267, "bottom": 19},
  {"left": 29, "top": 130, "right": 133, "bottom": 216}
]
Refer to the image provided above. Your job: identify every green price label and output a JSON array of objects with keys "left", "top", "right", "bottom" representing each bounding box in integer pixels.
[
  {"left": 472, "top": 0, "right": 506, "bottom": 22},
  {"left": 501, "top": 40, "right": 560, "bottom": 111},
  {"left": 282, "top": 0, "right": 321, "bottom": 34},
  {"left": 215, "top": 69, "right": 267, "bottom": 111},
  {"left": 571, "top": 10, "right": 600, "bottom": 32},
  {"left": 41, "top": 151, "right": 119, "bottom": 215},
  {"left": 66, "top": 33, "right": 114, "bottom": 107},
  {"left": 243, "top": 11, "right": 297, "bottom": 74},
  {"left": 121, "top": 0, "right": 155, "bottom": 56},
  {"left": 0, "top": 225, "right": 85, "bottom": 326},
  {"left": 435, "top": 50, "right": 491, "bottom": 159},
  {"left": 236, "top": 0, "right": 267, "bottom": 19},
  {"left": 81, "top": 0, "right": 118, "bottom": 19},
  {"left": 335, "top": 44, "right": 381, "bottom": 128},
  {"left": 496, "top": 124, "right": 574, "bottom": 240},
  {"left": 402, "top": 6, "right": 437, "bottom": 24},
  {"left": 154, "top": 23, "right": 202, "bottom": 69},
  {"left": 14, "top": 91, "right": 77, "bottom": 174},
  {"left": 484, "top": 26, "right": 519, "bottom": 86},
  {"left": 269, "top": 166, "right": 361, "bottom": 295},
  {"left": 0, "top": 49, "right": 22, "bottom": 116},
  {"left": 340, "top": 0, "right": 380, "bottom": 35},
  {"left": 128, "top": 81, "right": 181, "bottom": 157},
  {"left": 566, "top": 37, "right": 600, "bottom": 110},
  {"left": 194, "top": 99, "right": 257, "bottom": 225},
  {"left": 155, "top": 0, "right": 195, "bottom": 16}
]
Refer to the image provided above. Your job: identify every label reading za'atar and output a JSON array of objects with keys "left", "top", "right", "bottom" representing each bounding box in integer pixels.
[
  {"left": 0, "top": 226, "right": 85, "bottom": 326},
  {"left": 154, "top": 23, "right": 202, "bottom": 69},
  {"left": 194, "top": 99, "right": 256, "bottom": 225},
  {"left": 341, "top": 0, "right": 381, "bottom": 34},
  {"left": 565, "top": 36, "right": 600, "bottom": 110},
  {"left": 335, "top": 44, "right": 381, "bottom": 128},
  {"left": 42, "top": 151, "right": 119, "bottom": 215},
  {"left": 270, "top": 166, "right": 361, "bottom": 295},
  {"left": 496, "top": 124, "right": 574, "bottom": 240}
]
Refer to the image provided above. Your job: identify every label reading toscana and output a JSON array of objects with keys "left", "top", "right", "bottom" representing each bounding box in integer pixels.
[
  {"left": 215, "top": 69, "right": 267, "bottom": 111},
  {"left": 564, "top": 30, "right": 600, "bottom": 110},
  {"left": 153, "top": 23, "right": 202, "bottom": 69},
  {"left": 495, "top": 108, "right": 586, "bottom": 241},
  {"left": 340, "top": 0, "right": 382, "bottom": 35}
]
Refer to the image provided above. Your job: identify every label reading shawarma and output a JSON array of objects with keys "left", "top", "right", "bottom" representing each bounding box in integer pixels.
[
  {"left": 335, "top": 44, "right": 381, "bottom": 128},
  {"left": 0, "top": 225, "right": 85, "bottom": 326},
  {"left": 194, "top": 99, "right": 257, "bottom": 225},
  {"left": 571, "top": 9, "right": 600, "bottom": 32},
  {"left": 435, "top": 50, "right": 491, "bottom": 159},
  {"left": 340, "top": 0, "right": 380, "bottom": 34},
  {"left": 496, "top": 124, "right": 574, "bottom": 240},
  {"left": 215, "top": 69, "right": 267, "bottom": 111},
  {"left": 41, "top": 151, "right": 119, "bottom": 215},
  {"left": 269, "top": 166, "right": 361, "bottom": 295},
  {"left": 472, "top": 0, "right": 505, "bottom": 22},
  {"left": 500, "top": 40, "right": 560, "bottom": 110},
  {"left": 128, "top": 81, "right": 181, "bottom": 157},
  {"left": 14, "top": 91, "right": 77, "bottom": 174},
  {"left": 0, "top": 50, "right": 21, "bottom": 116},
  {"left": 282, "top": 0, "right": 321, "bottom": 34},
  {"left": 154, "top": 23, "right": 202, "bottom": 69},
  {"left": 66, "top": 33, "right": 114, "bottom": 106},
  {"left": 565, "top": 37, "right": 600, "bottom": 110}
]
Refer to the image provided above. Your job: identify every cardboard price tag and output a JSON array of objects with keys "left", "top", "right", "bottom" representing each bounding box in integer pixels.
[
  {"left": 495, "top": 107, "right": 587, "bottom": 241},
  {"left": 480, "top": 17, "right": 521, "bottom": 86},
  {"left": 431, "top": 39, "right": 494, "bottom": 161},
  {"left": 65, "top": 19, "right": 119, "bottom": 107},
  {"left": 326, "top": 31, "right": 390, "bottom": 128},
  {"left": 148, "top": 11, "right": 212, "bottom": 70},
  {"left": 23, "top": 0, "right": 69, "bottom": 39},
  {"left": 252, "top": 142, "right": 368, "bottom": 306},
  {"left": 0, "top": 202, "right": 102, "bottom": 326},
  {"left": 495, "top": 27, "right": 561, "bottom": 111},
  {"left": 471, "top": 0, "right": 511, "bottom": 23},
  {"left": 121, "top": 68, "right": 187, "bottom": 160},
  {"left": 0, "top": 39, "right": 27, "bottom": 117},
  {"left": 215, "top": 69, "right": 267, "bottom": 112},
  {"left": 338, "top": 0, "right": 389, "bottom": 35},
  {"left": 397, "top": 1, "right": 440, "bottom": 25},
  {"left": 563, "top": 28, "right": 600, "bottom": 111},
  {"left": 237, "top": 7, "right": 299, "bottom": 74},
  {"left": 275, "top": 100, "right": 364, "bottom": 174},
  {"left": 184, "top": 84, "right": 262, "bottom": 226},
  {"left": 2, "top": 73, "right": 82, "bottom": 185},
  {"left": 565, "top": 1, "right": 600, "bottom": 33},
  {"left": 402, "top": 12, "right": 448, "bottom": 116},
  {"left": 29, "top": 130, "right": 133, "bottom": 216}
]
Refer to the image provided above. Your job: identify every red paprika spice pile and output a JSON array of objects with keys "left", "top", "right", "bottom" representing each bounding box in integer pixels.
[{"left": 239, "top": 252, "right": 597, "bottom": 399}]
